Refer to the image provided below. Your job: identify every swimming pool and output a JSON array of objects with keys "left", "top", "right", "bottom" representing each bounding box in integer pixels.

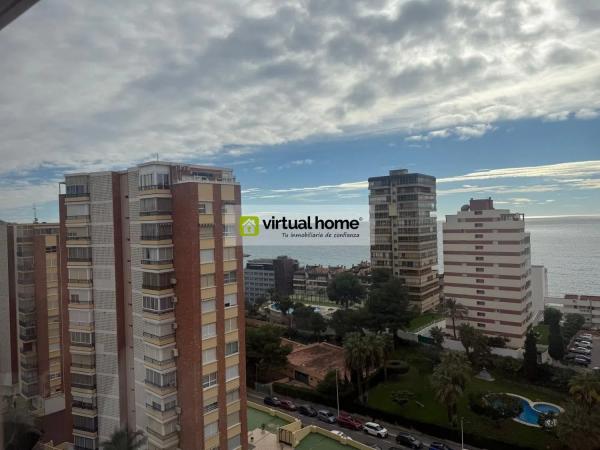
[{"left": 506, "top": 394, "right": 563, "bottom": 427}]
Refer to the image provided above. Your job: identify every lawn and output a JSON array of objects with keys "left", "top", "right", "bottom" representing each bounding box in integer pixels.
[
  {"left": 367, "top": 347, "right": 565, "bottom": 450},
  {"left": 296, "top": 433, "right": 352, "bottom": 450},
  {"left": 407, "top": 313, "right": 444, "bottom": 332},
  {"left": 247, "top": 405, "right": 291, "bottom": 433},
  {"left": 533, "top": 324, "right": 550, "bottom": 345}
]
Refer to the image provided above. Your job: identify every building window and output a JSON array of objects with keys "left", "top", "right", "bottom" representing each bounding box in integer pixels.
[
  {"left": 477, "top": 323, "right": 486, "bottom": 328},
  {"left": 200, "top": 224, "right": 214, "bottom": 238},
  {"left": 224, "top": 270, "right": 236, "bottom": 284},
  {"left": 204, "top": 420, "right": 219, "bottom": 438},
  {"left": 140, "top": 197, "right": 172, "bottom": 216},
  {"left": 476, "top": 300, "right": 485, "bottom": 305},
  {"left": 227, "top": 411, "right": 240, "bottom": 428},
  {"left": 203, "top": 371, "right": 218, "bottom": 389},
  {"left": 223, "top": 247, "right": 236, "bottom": 260},
  {"left": 476, "top": 289, "right": 485, "bottom": 295},
  {"left": 202, "top": 298, "right": 216, "bottom": 313},
  {"left": 476, "top": 279, "right": 484, "bottom": 283},
  {"left": 474, "top": 223, "right": 483, "bottom": 227},
  {"left": 224, "top": 293, "right": 237, "bottom": 308},
  {"left": 474, "top": 210, "right": 482, "bottom": 215},
  {"left": 199, "top": 202, "right": 213, "bottom": 214},
  {"left": 475, "top": 245, "right": 483, "bottom": 250},
  {"left": 201, "top": 274, "right": 215, "bottom": 288},
  {"left": 141, "top": 222, "right": 172, "bottom": 240},
  {"left": 476, "top": 268, "right": 484, "bottom": 272},
  {"left": 204, "top": 399, "right": 218, "bottom": 414},
  {"left": 228, "top": 434, "right": 241, "bottom": 450},
  {"left": 66, "top": 203, "right": 89, "bottom": 218},
  {"left": 476, "top": 256, "right": 484, "bottom": 261},
  {"left": 225, "top": 318, "right": 238, "bottom": 333},
  {"left": 226, "top": 388, "right": 240, "bottom": 404},
  {"left": 203, "top": 348, "right": 217, "bottom": 364},
  {"left": 475, "top": 234, "right": 483, "bottom": 238},
  {"left": 202, "top": 323, "right": 217, "bottom": 339},
  {"left": 226, "top": 364, "right": 239, "bottom": 381},
  {"left": 143, "top": 296, "right": 174, "bottom": 313},
  {"left": 225, "top": 341, "right": 239, "bottom": 356},
  {"left": 200, "top": 249, "right": 214, "bottom": 264},
  {"left": 477, "top": 312, "right": 486, "bottom": 317},
  {"left": 142, "top": 247, "right": 173, "bottom": 265},
  {"left": 223, "top": 224, "right": 236, "bottom": 237}
]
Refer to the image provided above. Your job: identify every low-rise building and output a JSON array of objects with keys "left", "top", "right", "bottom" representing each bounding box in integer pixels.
[
  {"left": 292, "top": 265, "right": 345, "bottom": 302},
  {"left": 544, "top": 294, "right": 600, "bottom": 329},
  {"left": 281, "top": 338, "right": 347, "bottom": 387}
]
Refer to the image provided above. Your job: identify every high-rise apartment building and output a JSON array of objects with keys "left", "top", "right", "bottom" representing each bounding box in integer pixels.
[
  {"left": 60, "top": 161, "right": 247, "bottom": 450},
  {"left": 244, "top": 256, "right": 298, "bottom": 303},
  {"left": 0, "top": 221, "right": 71, "bottom": 444},
  {"left": 368, "top": 169, "right": 440, "bottom": 312},
  {"left": 443, "top": 198, "right": 533, "bottom": 348}
]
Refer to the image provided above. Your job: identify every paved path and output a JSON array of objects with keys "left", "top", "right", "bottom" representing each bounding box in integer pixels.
[{"left": 248, "top": 390, "right": 481, "bottom": 450}]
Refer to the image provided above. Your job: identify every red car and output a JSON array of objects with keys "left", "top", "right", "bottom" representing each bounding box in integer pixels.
[
  {"left": 336, "top": 412, "right": 363, "bottom": 431},
  {"left": 279, "top": 399, "right": 297, "bottom": 411}
]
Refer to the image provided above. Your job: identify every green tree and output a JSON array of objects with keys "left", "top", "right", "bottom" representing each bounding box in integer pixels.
[
  {"left": 548, "top": 319, "right": 565, "bottom": 360},
  {"left": 364, "top": 279, "right": 413, "bottom": 332},
  {"left": 562, "top": 313, "right": 586, "bottom": 344},
  {"left": 330, "top": 308, "right": 367, "bottom": 340},
  {"left": 523, "top": 329, "right": 538, "bottom": 381},
  {"left": 344, "top": 332, "right": 368, "bottom": 401},
  {"left": 246, "top": 325, "right": 292, "bottom": 383},
  {"left": 544, "top": 307, "right": 562, "bottom": 326},
  {"left": 327, "top": 272, "right": 365, "bottom": 309},
  {"left": 557, "top": 402, "right": 600, "bottom": 450},
  {"left": 316, "top": 370, "right": 347, "bottom": 397},
  {"left": 568, "top": 372, "right": 600, "bottom": 410},
  {"left": 458, "top": 323, "right": 477, "bottom": 360},
  {"left": 431, "top": 352, "right": 471, "bottom": 426},
  {"left": 441, "top": 298, "right": 467, "bottom": 339},
  {"left": 101, "top": 427, "right": 145, "bottom": 450},
  {"left": 292, "top": 304, "right": 328, "bottom": 338},
  {"left": 370, "top": 268, "right": 391, "bottom": 287},
  {"left": 429, "top": 326, "right": 445, "bottom": 349},
  {"left": 273, "top": 295, "right": 295, "bottom": 327},
  {"left": 377, "top": 332, "right": 395, "bottom": 381}
]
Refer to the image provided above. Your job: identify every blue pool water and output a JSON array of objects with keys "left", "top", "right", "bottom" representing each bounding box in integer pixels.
[{"left": 517, "top": 400, "right": 561, "bottom": 425}]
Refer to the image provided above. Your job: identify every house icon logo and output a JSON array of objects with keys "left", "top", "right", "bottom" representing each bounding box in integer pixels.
[{"left": 240, "top": 216, "right": 260, "bottom": 236}]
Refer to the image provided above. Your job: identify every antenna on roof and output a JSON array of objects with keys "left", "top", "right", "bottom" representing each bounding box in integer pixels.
[{"left": 33, "top": 203, "right": 38, "bottom": 224}]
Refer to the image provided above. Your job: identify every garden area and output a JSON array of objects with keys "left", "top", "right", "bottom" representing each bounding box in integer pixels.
[
  {"left": 406, "top": 313, "right": 444, "bottom": 332},
  {"left": 366, "top": 345, "right": 566, "bottom": 450}
]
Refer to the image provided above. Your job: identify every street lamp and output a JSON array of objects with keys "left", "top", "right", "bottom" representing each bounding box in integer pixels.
[{"left": 335, "top": 368, "right": 340, "bottom": 417}]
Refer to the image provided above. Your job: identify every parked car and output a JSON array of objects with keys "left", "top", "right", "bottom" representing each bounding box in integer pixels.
[
  {"left": 279, "top": 399, "right": 297, "bottom": 411},
  {"left": 574, "top": 339, "right": 592, "bottom": 347},
  {"left": 263, "top": 396, "right": 280, "bottom": 407},
  {"left": 429, "top": 443, "right": 455, "bottom": 450},
  {"left": 331, "top": 430, "right": 352, "bottom": 440},
  {"left": 575, "top": 356, "right": 591, "bottom": 366},
  {"left": 566, "top": 353, "right": 591, "bottom": 363},
  {"left": 317, "top": 409, "right": 337, "bottom": 424},
  {"left": 298, "top": 405, "right": 317, "bottom": 417},
  {"left": 336, "top": 413, "right": 363, "bottom": 431},
  {"left": 395, "top": 431, "right": 423, "bottom": 448},
  {"left": 570, "top": 346, "right": 592, "bottom": 355},
  {"left": 363, "top": 422, "right": 388, "bottom": 438},
  {"left": 579, "top": 333, "right": 593, "bottom": 340}
]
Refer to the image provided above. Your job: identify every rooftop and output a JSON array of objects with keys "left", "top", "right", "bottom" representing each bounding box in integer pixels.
[{"left": 284, "top": 340, "right": 347, "bottom": 381}]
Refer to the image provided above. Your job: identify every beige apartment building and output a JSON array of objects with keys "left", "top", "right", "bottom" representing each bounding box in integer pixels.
[
  {"left": 60, "top": 161, "right": 247, "bottom": 450},
  {"left": 368, "top": 169, "right": 440, "bottom": 312},
  {"left": 443, "top": 198, "right": 534, "bottom": 348},
  {"left": 0, "top": 221, "right": 71, "bottom": 444}
]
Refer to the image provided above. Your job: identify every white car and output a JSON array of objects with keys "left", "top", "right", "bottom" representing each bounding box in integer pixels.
[
  {"left": 331, "top": 430, "right": 352, "bottom": 440},
  {"left": 579, "top": 333, "right": 593, "bottom": 340},
  {"left": 570, "top": 346, "right": 592, "bottom": 355},
  {"left": 363, "top": 422, "right": 388, "bottom": 438}
]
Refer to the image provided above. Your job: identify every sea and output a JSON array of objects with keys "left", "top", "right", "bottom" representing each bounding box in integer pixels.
[{"left": 244, "top": 216, "right": 600, "bottom": 297}]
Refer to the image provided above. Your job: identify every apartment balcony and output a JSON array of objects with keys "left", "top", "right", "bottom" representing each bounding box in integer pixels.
[
  {"left": 141, "top": 285, "right": 174, "bottom": 296},
  {"left": 142, "top": 309, "right": 175, "bottom": 322},
  {"left": 21, "top": 371, "right": 38, "bottom": 385},
  {"left": 140, "top": 234, "right": 173, "bottom": 244},
  {"left": 145, "top": 403, "right": 178, "bottom": 422},
  {"left": 143, "top": 332, "right": 175, "bottom": 346},
  {"left": 68, "top": 279, "right": 93, "bottom": 288},
  {"left": 18, "top": 310, "right": 36, "bottom": 326},
  {"left": 65, "top": 215, "right": 90, "bottom": 225},
  {"left": 71, "top": 364, "right": 96, "bottom": 375},
  {"left": 141, "top": 259, "right": 174, "bottom": 270},
  {"left": 144, "top": 355, "right": 176, "bottom": 370},
  {"left": 144, "top": 380, "right": 177, "bottom": 396},
  {"left": 72, "top": 401, "right": 98, "bottom": 418},
  {"left": 67, "top": 258, "right": 92, "bottom": 268},
  {"left": 20, "top": 358, "right": 37, "bottom": 370},
  {"left": 65, "top": 192, "right": 90, "bottom": 202},
  {"left": 21, "top": 383, "right": 39, "bottom": 398},
  {"left": 18, "top": 300, "right": 36, "bottom": 314},
  {"left": 66, "top": 236, "right": 92, "bottom": 245},
  {"left": 19, "top": 329, "right": 37, "bottom": 342},
  {"left": 69, "top": 321, "right": 95, "bottom": 332},
  {"left": 146, "top": 427, "right": 179, "bottom": 449}
]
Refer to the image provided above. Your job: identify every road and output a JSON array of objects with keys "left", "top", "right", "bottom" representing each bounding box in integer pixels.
[{"left": 248, "top": 390, "right": 480, "bottom": 450}]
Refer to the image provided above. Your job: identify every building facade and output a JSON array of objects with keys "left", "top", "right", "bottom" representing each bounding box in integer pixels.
[
  {"left": 244, "top": 256, "right": 298, "bottom": 303},
  {"left": 443, "top": 198, "right": 533, "bottom": 348},
  {"left": 545, "top": 294, "right": 600, "bottom": 329},
  {"left": 368, "top": 169, "right": 440, "bottom": 312},
  {"left": 61, "top": 162, "right": 247, "bottom": 450},
  {"left": 0, "top": 221, "right": 71, "bottom": 444},
  {"left": 292, "top": 265, "right": 345, "bottom": 303}
]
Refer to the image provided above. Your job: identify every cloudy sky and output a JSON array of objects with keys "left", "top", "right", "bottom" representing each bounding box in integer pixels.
[{"left": 1, "top": 0, "right": 599, "bottom": 221}]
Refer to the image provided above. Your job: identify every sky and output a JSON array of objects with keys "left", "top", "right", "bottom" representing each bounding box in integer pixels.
[{"left": 1, "top": 0, "right": 599, "bottom": 222}]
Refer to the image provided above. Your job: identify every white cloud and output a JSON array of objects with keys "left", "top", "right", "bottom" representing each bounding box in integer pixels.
[
  {"left": 278, "top": 158, "right": 314, "bottom": 169},
  {"left": 0, "top": 0, "right": 599, "bottom": 179},
  {"left": 574, "top": 108, "right": 600, "bottom": 120},
  {"left": 405, "top": 124, "right": 493, "bottom": 142}
]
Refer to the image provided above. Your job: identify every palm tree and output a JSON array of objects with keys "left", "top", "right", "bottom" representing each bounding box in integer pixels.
[
  {"left": 376, "top": 333, "right": 395, "bottom": 380},
  {"left": 431, "top": 352, "right": 471, "bottom": 426},
  {"left": 344, "top": 332, "right": 368, "bottom": 402},
  {"left": 557, "top": 401, "right": 600, "bottom": 450},
  {"left": 101, "top": 427, "right": 145, "bottom": 450},
  {"left": 441, "top": 298, "right": 467, "bottom": 339},
  {"left": 569, "top": 372, "right": 600, "bottom": 410}
]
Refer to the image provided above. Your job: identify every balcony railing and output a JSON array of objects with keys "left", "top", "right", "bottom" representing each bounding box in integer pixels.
[
  {"left": 140, "top": 210, "right": 172, "bottom": 217},
  {"left": 66, "top": 215, "right": 90, "bottom": 221},
  {"left": 65, "top": 192, "right": 90, "bottom": 198},
  {"left": 72, "top": 381, "right": 96, "bottom": 390},
  {"left": 144, "top": 356, "right": 175, "bottom": 367},
  {"left": 139, "top": 184, "right": 170, "bottom": 191},
  {"left": 20, "top": 331, "right": 37, "bottom": 341},
  {"left": 73, "top": 423, "right": 98, "bottom": 433},
  {"left": 72, "top": 400, "right": 96, "bottom": 411},
  {"left": 141, "top": 283, "right": 172, "bottom": 291},
  {"left": 68, "top": 257, "right": 92, "bottom": 262},
  {"left": 72, "top": 361, "right": 96, "bottom": 369},
  {"left": 141, "top": 234, "right": 173, "bottom": 241},
  {"left": 69, "top": 279, "right": 93, "bottom": 286},
  {"left": 143, "top": 332, "right": 175, "bottom": 344},
  {"left": 71, "top": 341, "right": 94, "bottom": 348},
  {"left": 67, "top": 236, "right": 91, "bottom": 241},
  {"left": 141, "top": 259, "right": 173, "bottom": 266}
]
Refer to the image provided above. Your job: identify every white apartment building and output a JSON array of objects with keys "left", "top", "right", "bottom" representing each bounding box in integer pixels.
[
  {"left": 545, "top": 294, "right": 600, "bottom": 329},
  {"left": 443, "top": 198, "right": 533, "bottom": 348}
]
